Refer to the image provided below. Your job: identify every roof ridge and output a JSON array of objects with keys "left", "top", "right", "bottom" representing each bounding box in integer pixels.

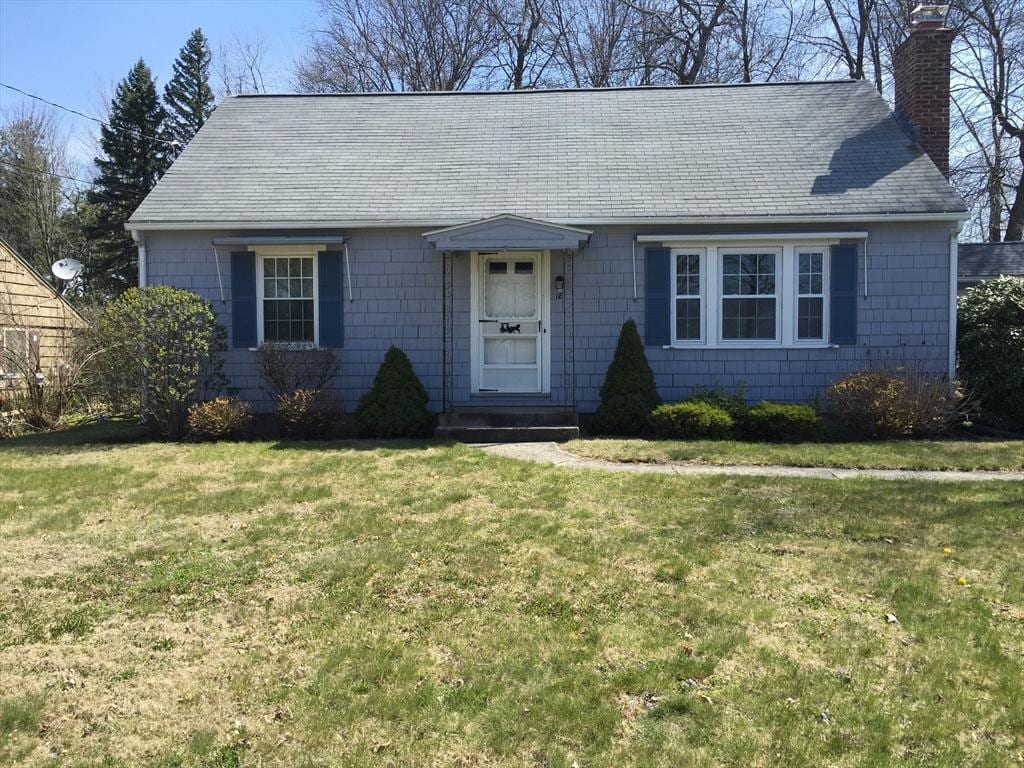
[{"left": 231, "top": 79, "right": 865, "bottom": 99}]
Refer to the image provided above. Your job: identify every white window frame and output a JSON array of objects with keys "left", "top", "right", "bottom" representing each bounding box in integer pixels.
[
  {"left": 718, "top": 247, "right": 781, "bottom": 346},
  {"left": 793, "top": 246, "right": 830, "bottom": 344},
  {"left": 665, "top": 238, "right": 840, "bottom": 349},
  {"left": 255, "top": 246, "right": 320, "bottom": 348},
  {"left": 0, "top": 327, "right": 30, "bottom": 379},
  {"left": 670, "top": 248, "right": 706, "bottom": 345}
]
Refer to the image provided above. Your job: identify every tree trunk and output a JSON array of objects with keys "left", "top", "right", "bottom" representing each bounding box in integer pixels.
[{"left": 1005, "top": 144, "right": 1024, "bottom": 241}]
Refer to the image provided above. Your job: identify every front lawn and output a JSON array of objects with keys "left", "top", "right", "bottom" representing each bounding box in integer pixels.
[
  {"left": 1, "top": 427, "right": 1022, "bottom": 766},
  {"left": 566, "top": 437, "right": 1024, "bottom": 471}
]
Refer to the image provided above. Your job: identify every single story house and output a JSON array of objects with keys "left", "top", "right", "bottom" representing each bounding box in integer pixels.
[
  {"left": 0, "top": 238, "right": 86, "bottom": 387},
  {"left": 127, "top": 9, "right": 967, "bottom": 432},
  {"left": 957, "top": 241, "right": 1024, "bottom": 293}
]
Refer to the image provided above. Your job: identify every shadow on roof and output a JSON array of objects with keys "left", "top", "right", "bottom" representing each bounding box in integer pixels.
[{"left": 811, "top": 118, "right": 919, "bottom": 196}]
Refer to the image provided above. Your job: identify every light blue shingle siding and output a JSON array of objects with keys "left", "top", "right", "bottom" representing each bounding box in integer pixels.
[{"left": 145, "top": 220, "right": 953, "bottom": 412}]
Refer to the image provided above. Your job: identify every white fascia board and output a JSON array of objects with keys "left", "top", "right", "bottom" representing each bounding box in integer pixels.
[{"left": 124, "top": 212, "right": 969, "bottom": 232}]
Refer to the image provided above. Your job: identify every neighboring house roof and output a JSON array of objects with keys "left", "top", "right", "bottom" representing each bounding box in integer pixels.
[
  {"left": 128, "top": 80, "right": 967, "bottom": 230},
  {"left": 0, "top": 238, "right": 86, "bottom": 324},
  {"left": 957, "top": 241, "right": 1024, "bottom": 281}
]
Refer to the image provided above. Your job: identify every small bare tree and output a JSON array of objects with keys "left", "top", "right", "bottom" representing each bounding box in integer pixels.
[
  {"left": 952, "top": 0, "right": 1024, "bottom": 241},
  {"left": 623, "top": 0, "right": 732, "bottom": 85},
  {"left": 296, "top": 0, "right": 497, "bottom": 92},
  {"left": 0, "top": 107, "right": 82, "bottom": 282},
  {"left": 550, "top": 0, "right": 634, "bottom": 86},
  {"left": 485, "top": 0, "right": 561, "bottom": 88},
  {"left": 218, "top": 33, "right": 271, "bottom": 96}
]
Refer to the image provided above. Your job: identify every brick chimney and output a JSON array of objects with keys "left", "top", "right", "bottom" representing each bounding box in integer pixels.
[{"left": 893, "top": 5, "right": 956, "bottom": 178}]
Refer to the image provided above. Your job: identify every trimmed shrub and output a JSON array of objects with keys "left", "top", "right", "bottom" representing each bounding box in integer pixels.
[
  {"left": 648, "top": 401, "right": 733, "bottom": 439},
  {"left": 688, "top": 385, "right": 748, "bottom": 423},
  {"left": 958, "top": 276, "right": 1024, "bottom": 431},
  {"left": 743, "top": 401, "right": 823, "bottom": 442},
  {"left": 186, "top": 397, "right": 253, "bottom": 441},
  {"left": 85, "top": 286, "right": 227, "bottom": 440},
  {"left": 355, "top": 346, "right": 435, "bottom": 438},
  {"left": 826, "top": 369, "right": 969, "bottom": 439},
  {"left": 593, "top": 319, "right": 661, "bottom": 435},
  {"left": 277, "top": 389, "right": 341, "bottom": 439}
]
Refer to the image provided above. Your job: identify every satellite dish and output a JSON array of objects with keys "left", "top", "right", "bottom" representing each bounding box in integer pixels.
[{"left": 51, "top": 258, "right": 84, "bottom": 281}]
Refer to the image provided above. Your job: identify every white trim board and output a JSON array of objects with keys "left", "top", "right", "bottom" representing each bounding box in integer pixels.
[
  {"left": 638, "top": 232, "right": 869, "bottom": 243},
  {"left": 125, "top": 213, "right": 968, "bottom": 232}
]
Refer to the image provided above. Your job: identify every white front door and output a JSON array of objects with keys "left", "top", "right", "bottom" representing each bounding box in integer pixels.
[{"left": 472, "top": 251, "right": 549, "bottom": 393}]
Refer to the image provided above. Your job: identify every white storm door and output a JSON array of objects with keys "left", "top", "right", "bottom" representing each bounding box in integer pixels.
[{"left": 476, "top": 252, "right": 544, "bottom": 393}]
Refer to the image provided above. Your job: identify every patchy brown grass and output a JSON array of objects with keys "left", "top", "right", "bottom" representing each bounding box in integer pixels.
[{"left": 0, "top": 425, "right": 1022, "bottom": 766}]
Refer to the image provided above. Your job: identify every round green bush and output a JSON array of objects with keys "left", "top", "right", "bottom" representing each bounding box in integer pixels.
[
  {"left": 355, "top": 346, "right": 436, "bottom": 438},
  {"left": 86, "top": 286, "right": 227, "bottom": 440},
  {"left": 593, "top": 319, "right": 661, "bottom": 435},
  {"left": 743, "top": 401, "right": 822, "bottom": 442},
  {"left": 958, "top": 276, "right": 1024, "bottom": 431},
  {"left": 648, "top": 401, "right": 733, "bottom": 439},
  {"left": 687, "top": 385, "right": 749, "bottom": 423}
]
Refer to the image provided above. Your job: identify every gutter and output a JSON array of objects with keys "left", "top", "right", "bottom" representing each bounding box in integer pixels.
[
  {"left": 131, "top": 229, "right": 147, "bottom": 287},
  {"left": 949, "top": 228, "right": 961, "bottom": 381},
  {"left": 124, "top": 211, "right": 971, "bottom": 232}
]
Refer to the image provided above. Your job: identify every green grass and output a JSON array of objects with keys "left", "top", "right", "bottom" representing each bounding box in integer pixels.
[
  {"left": 0, "top": 424, "right": 1022, "bottom": 766},
  {"left": 566, "top": 437, "right": 1024, "bottom": 471}
]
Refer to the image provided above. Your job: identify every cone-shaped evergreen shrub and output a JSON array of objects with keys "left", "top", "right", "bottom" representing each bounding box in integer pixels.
[
  {"left": 592, "top": 319, "right": 661, "bottom": 435},
  {"left": 355, "top": 346, "right": 436, "bottom": 438}
]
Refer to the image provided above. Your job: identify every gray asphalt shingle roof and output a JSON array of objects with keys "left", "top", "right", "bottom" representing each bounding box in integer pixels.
[
  {"left": 129, "top": 80, "right": 967, "bottom": 227},
  {"left": 958, "top": 242, "right": 1024, "bottom": 279}
]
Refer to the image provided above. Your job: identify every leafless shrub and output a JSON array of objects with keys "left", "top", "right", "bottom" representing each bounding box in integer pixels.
[{"left": 256, "top": 342, "right": 341, "bottom": 400}]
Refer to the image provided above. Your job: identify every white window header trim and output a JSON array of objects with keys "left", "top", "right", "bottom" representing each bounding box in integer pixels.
[{"left": 638, "top": 232, "right": 868, "bottom": 244}]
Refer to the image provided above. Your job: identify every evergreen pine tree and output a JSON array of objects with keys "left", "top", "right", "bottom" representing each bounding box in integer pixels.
[
  {"left": 355, "top": 346, "right": 436, "bottom": 438},
  {"left": 592, "top": 319, "right": 661, "bottom": 435},
  {"left": 86, "top": 59, "right": 170, "bottom": 294},
  {"left": 163, "top": 28, "right": 214, "bottom": 154}
]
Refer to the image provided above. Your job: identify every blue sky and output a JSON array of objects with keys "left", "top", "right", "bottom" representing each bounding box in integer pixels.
[{"left": 0, "top": 0, "right": 317, "bottom": 163}]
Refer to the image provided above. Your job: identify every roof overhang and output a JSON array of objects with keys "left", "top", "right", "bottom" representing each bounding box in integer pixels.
[
  {"left": 210, "top": 235, "right": 346, "bottom": 246},
  {"left": 125, "top": 211, "right": 970, "bottom": 232},
  {"left": 423, "top": 214, "right": 592, "bottom": 251}
]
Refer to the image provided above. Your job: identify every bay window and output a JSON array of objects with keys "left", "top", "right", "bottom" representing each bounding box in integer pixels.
[{"left": 669, "top": 241, "right": 834, "bottom": 348}]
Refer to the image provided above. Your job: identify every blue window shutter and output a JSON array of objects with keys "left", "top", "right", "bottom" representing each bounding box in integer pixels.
[
  {"left": 230, "top": 251, "right": 257, "bottom": 349},
  {"left": 644, "top": 246, "right": 671, "bottom": 346},
  {"left": 318, "top": 250, "right": 344, "bottom": 348},
  {"left": 830, "top": 243, "right": 857, "bottom": 345}
]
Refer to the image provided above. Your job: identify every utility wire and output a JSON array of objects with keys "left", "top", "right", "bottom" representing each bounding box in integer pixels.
[
  {"left": 0, "top": 81, "right": 180, "bottom": 149},
  {"left": 0, "top": 156, "right": 139, "bottom": 196}
]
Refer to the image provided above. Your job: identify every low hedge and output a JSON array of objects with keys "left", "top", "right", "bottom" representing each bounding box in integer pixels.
[
  {"left": 186, "top": 397, "right": 253, "bottom": 441},
  {"left": 648, "top": 401, "right": 734, "bottom": 439},
  {"left": 742, "top": 401, "right": 823, "bottom": 442}
]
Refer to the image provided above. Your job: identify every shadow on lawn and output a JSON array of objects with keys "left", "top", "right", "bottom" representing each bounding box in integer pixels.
[
  {"left": 0, "top": 419, "right": 152, "bottom": 454},
  {"left": 0, "top": 418, "right": 452, "bottom": 455}
]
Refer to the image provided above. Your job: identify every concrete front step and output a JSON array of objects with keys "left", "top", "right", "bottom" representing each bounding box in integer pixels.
[
  {"left": 438, "top": 407, "right": 577, "bottom": 429},
  {"left": 434, "top": 425, "right": 580, "bottom": 443}
]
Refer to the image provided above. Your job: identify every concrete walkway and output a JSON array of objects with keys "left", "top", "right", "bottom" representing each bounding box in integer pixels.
[{"left": 479, "top": 442, "right": 1024, "bottom": 483}]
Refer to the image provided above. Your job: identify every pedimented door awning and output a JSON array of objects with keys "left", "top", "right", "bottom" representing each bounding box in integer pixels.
[{"left": 423, "top": 214, "right": 591, "bottom": 251}]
